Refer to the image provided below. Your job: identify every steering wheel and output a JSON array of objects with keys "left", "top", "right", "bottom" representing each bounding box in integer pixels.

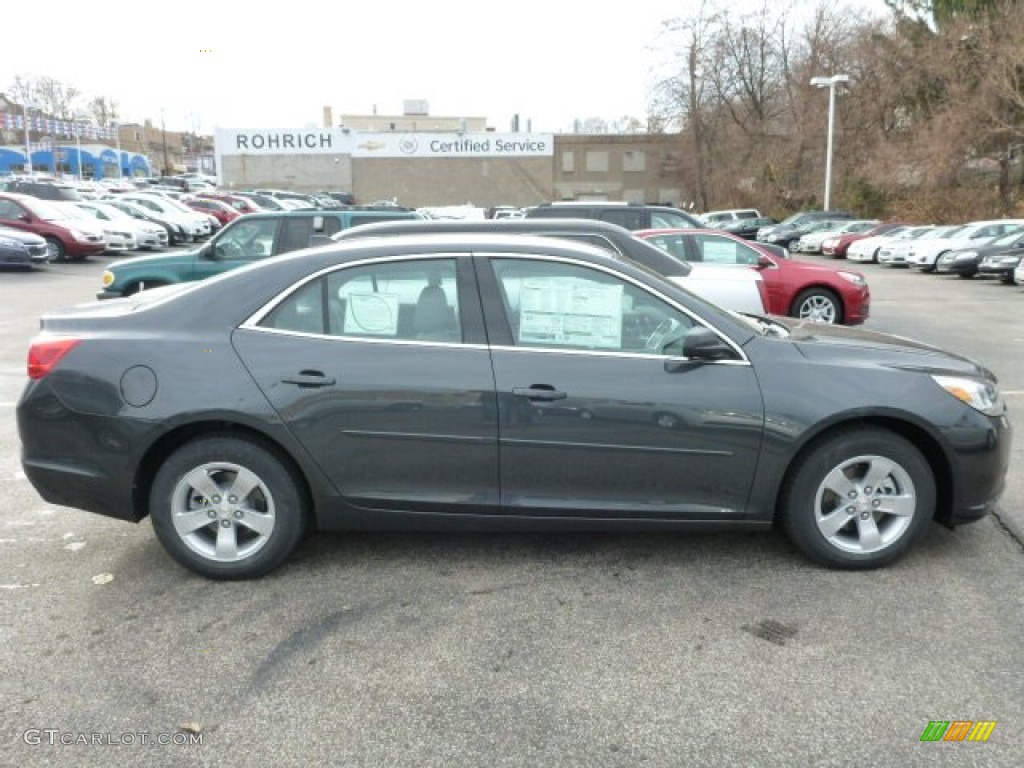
[{"left": 244, "top": 239, "right": 266, "bottom": 258}]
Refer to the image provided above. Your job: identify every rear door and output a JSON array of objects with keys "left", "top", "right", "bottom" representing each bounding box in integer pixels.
[{"left": 233, "top": 253, "right": 500, "bottom": 515}]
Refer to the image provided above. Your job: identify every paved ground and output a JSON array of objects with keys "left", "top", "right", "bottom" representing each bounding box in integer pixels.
[{"left": 0, "top": 249, "right": 1021, "bottom": 768}]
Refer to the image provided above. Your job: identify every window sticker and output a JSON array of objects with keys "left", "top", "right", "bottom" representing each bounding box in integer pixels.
[
  {"left": 518, "top": 279, "right": 623, "bottom": 348},
  {"left": 702, "top": 240, "right": 739, "bottom": 264},
  {"left": 345, "top": 293, "right": 400, "bottom": 336}
]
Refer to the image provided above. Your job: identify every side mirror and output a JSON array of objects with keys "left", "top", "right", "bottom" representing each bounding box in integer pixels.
[
  {"left": 756, "top": 254, "right": 774, "bottom": 268},
  {"left": 682, "top": 326, "right": 735, "bottom": 361}
]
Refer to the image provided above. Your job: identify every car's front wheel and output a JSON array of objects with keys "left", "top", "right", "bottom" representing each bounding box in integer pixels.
[
  {"left": 792, "top": 288, "right": 842, "bottom": 324},
  {"left": 779, "top": 428, "right": 935, "bottom": 569},
  {"left": 150, "top": 435, "right": 308, "bottom": 579},
  {"left": 44, "top": 236, "right": 66, "bottom": 262}
]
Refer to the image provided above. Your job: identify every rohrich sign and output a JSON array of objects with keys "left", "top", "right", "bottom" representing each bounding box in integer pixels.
[{"left": 215, "top": 129, "right": 553, "bottom": 158}]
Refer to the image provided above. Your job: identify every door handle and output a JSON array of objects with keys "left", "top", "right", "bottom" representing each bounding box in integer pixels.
[
  {"left": 282, "top": 371, "right": 336, "bottom": 388},
  {"left": 512, "top": 386, "right": 567, "bottom": 401}
]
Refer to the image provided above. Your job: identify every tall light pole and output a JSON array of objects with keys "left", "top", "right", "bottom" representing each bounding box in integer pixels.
[
  {"left": 21, "top": 100, "right": 35, "bottom": 175},
  {"left": 810, "top": 74, "right": 850, "bottom": 210}
]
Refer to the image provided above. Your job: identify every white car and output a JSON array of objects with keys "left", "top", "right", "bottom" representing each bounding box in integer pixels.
[
  {"left": 846, "top": 225, "right": 928, "bottom": 263},
  {"left": 1014, "top": 258, "right": 1024, "bottom": 285},
  {"left": 794, "top": 220, "right": 878, "bottom": 254},
  {"left": 119, "top": 193, "right": 213, "bottom": 241},
  {"left": 54, "top": 202, "right": 137, "bottom": 252},
  {"left": 878, "top": 225, "right": 960, "bottom": 266},
  {"left": 906, "top": 220, "right": 1024, "bottom": 271},
  {"left": 699, "top": 208, "right": 762, "bottom": 226},
  {"left": 74, "top": 201, "right": 169, "bottom": 250}
]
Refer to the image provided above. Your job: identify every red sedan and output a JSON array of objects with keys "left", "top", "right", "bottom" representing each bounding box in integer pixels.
[
  {"left": 186, "top": 198, "right": 242, "bottom": 225},
  {"left": 636, "top": 228, "right": 870, "bottom": 325},
  {"left": 821, "top": 222, "right": 907, "bottom": 258}
]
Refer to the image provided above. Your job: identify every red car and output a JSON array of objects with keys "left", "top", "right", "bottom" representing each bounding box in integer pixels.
[
  {"left": 821, "top": 222, "right": 907, "bottom": 258},
  {"left": 636, "top": 228, "right": 870, "bottom": 325},
  {"left": 0, "top": 192, "right": 107, "bottom": 262},
  {"left": 186, "top": 197, "right": 242, "bottom": 225},
  {"left": 194, "top": 193, "right": 263, "bottom": 216}
]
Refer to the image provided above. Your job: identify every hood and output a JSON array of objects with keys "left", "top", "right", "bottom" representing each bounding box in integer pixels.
[
  {"left": 112, "top": 244, "right": 205, "bottom": 270},
  {"left": 0, "top": 226, "right": 45, "bottom": 245},
  {"left": 772, "top": 317, "right": 993, "bottom": 379}
]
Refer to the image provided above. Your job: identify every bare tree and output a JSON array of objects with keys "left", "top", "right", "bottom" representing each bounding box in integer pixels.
[{"left": 89, "top": 96, "right": 120, "bottom": 127}]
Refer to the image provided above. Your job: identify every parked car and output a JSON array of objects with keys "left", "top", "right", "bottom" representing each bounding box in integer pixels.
[
  {"left": 524, "top": 201, "right": 704, "bottom": 229},
  {"left": 193, "top": 192, "right": 263, "bottom": 216},
  {"left": 18, "top": 233, "right": 1011, "bottom": 579},
  {"left": 821, "top": 222, "right": 907, "bottom": 259},
  {"left": 0, "top": 226, "right": 49, "bottom": 268},
  {"left": 74, "top": 201, "right": 169, "bottom": 250},
  {"left": 792, "top": 220, "right": 879, "bottom": 254},
  {"left": 977, "top": 251, "right": 1022, "bottom": 284},
  {"left": 756, "top": 210, "right": 856, "bottom": 248},
  {"left": 186, "top": 197, "right": 243, "bottom": 225},
  {"left": 699, "top": 208, "right": 762, "bottom": 226},
  {"left": 0, "top": 192, "right": 106, "bottom": 261},
  {"left": 1014, "top": 258, "right": 1024, "bottom": 286},
  {"left": 717, "top": 216, "right": 778, "bottom": 240},
  {"left": 331, "top": 217, "right": 768, "bottom": 314},
  {"left": 635, "top": 228, "right": 869, "bottom": 325},
  {"left": 907, "top": 220, "right": 1024, "bottom": 272},
  {"left": 4, "top": 178, "right": 84, "bottom": 202},
  {"left": 54, "top": 202, "right": 136, "bottom": 252},
  {"left": 232, "top": 192, "right": 289, "bottom": 211},
  {"left": 98, "top": 208, "right": 422, "bottom": 299},
  {"left": 119, "top": 193, "right": 213, "bottom": 241},
  {"left": 935, "top": 229, "right": 1024, "bottom": 279},
  {"left": 878, "top": 225, "right": 960, "bottom": 267},
  {"left": 847, "top": 225, "right": 932, "bottom": 263},
  {"left": 103, "top": 199, "right": 189, "bottom": 246}
]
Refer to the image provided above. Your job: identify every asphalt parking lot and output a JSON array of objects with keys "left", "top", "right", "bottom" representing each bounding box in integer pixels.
[{"left": 1, "top": 250, "right": 1022, "bottom": 767}]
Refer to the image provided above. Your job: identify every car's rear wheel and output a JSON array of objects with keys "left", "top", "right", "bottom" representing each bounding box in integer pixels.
[
  {"left": 44, "top": 236, "right": 66, "bottom": 262},
  {"left": 150, "top": 435, "right": 308, "bottom": 579},
  {"left": 792, "top": 288, "right": 842, "bottom": 324},
  {"left": 779, "top": 428, "right": 934, "bottom": 569}
]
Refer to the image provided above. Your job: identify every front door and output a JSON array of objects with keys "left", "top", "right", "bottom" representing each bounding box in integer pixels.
[{"left": 480, "top": 255, "right": 765, "bottom": 520}]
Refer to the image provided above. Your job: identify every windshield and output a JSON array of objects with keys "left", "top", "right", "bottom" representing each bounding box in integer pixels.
[{"left": 989, "top": 229, "right": 1024, "bottom": 247}]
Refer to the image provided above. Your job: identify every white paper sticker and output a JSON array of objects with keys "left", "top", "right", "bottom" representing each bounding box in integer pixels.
[{"left": 345, "top": 293, "right": 400, "bottom": 336}]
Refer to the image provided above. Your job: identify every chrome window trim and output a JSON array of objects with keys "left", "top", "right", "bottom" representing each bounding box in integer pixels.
[{"left": 240, "top": 248, "right": 751, "bottom": 365}]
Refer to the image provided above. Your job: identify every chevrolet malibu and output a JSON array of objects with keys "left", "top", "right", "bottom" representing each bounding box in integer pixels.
[{"left": 16, "top": 234, "right": 1011, "bottom": 579}]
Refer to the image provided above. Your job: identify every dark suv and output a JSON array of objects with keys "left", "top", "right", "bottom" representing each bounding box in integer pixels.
[
  {"left": 525, "top": 202, "right": 703, "bottom": 230},
  {"left": 5, "top": 179, "right": 83, "bottom": 202}
]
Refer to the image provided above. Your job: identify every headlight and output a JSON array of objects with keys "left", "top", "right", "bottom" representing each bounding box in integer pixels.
[
  {"left": 101, "top": 270, "right": 115, "bottom": 288},
  {"left": 69, "top": 228, "right": 94, "bottom": 242},
  {"left": 931, "top": 374, "right": 1004, "bottom": 416},
  {"left": 837, "top": 271, "right": 866, "bottom": 286}
]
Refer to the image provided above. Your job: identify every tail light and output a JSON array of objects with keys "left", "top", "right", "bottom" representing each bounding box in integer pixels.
[
  {"left": 755, "top": 278, "right": 769, "bottom": 313},
  {"left": 28, "top": 337, "right": 81, "bottom": 379}
]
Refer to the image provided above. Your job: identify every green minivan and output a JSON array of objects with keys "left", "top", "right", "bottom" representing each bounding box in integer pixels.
[{"left": 98, "top": 208, "right": 420, "bottom": 299}]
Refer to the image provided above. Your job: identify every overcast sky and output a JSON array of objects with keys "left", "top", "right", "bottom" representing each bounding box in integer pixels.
[{"left": 2, "top": 0, "right": 890, "bottom": 135}]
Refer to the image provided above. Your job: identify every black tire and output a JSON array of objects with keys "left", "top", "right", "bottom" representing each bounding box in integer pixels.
[
  {"left": 999, "top": 273, "right": 1016, "bottom": 285},
  {"left": 791, "top": 287, "right": 843, "bottom": 324},
  {"left": 150, "top": 435, "right": 308, "bottom": 579},
  {"left": 957, "top": 271, "right": 975, "bottom": 279},
  {"left": 44, "top": 236, "right": 66, "bottom": 262},
  {"left": 779, "top": 428, "right": 935, "bottom": 569}
]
